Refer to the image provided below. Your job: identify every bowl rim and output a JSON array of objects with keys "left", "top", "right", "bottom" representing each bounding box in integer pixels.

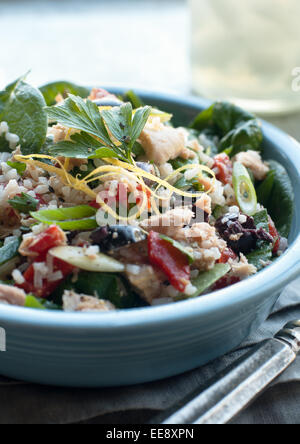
[{"left": 1, "top": 88, "right": 300, "bottom": 330}]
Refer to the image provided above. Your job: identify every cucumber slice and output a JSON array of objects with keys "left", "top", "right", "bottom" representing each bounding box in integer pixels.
[{"left": 49, "top": 246, "right": 125, "bottom": 273}]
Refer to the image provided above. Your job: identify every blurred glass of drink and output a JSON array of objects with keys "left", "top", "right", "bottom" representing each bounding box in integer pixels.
[{"left": 190, "top": 0, "right": 300, "bottom": 115}]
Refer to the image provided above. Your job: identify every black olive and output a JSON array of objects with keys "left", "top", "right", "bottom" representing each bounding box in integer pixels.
[
  {"left": 90, "top": 225, "right": 147, "bottom": 253},
  {"left": 135, "top": 162, "right": 157, "bottom": 187},
  {"left": 66, "top": 230, "right": 80, "bottom": 244},
  {"left": 92, "top": 98, "right": 123, "bottom": 107},
  {"left": 215, "top": 213, "right": 273, "bottom": 255}
]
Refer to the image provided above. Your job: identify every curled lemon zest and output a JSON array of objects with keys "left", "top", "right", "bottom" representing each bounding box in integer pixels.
[
  {"left": 14, "top": 154, "right": 97, "bottom": 199},
  {"left": 63, "top": 157, "right": 70, "bottom": 171},
  {"left": 14, "top": 154, "right": 216, "bottom": 222},
  {"left": 84, "top": 158, "right": 215, "bottom": 199}
]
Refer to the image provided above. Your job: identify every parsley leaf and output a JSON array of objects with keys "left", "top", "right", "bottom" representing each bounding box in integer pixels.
[
  {"left": 46, "top": 94, "right": 112, "bottom": 144},
  {"left": 49, "top": 132, "right": 115, "bottom": 159},
  {"left": 46, "top": 95, "right": 151, "bottom": 164},
  {"left": 8, "top": 192, "right": 39, "bottom": 213}
]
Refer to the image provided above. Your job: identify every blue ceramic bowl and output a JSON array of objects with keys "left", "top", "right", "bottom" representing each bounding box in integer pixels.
[{"left": 0, "top": 90, "right": 300, "bottom": 387}]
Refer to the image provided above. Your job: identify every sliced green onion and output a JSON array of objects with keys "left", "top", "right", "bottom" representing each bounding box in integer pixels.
[
  {"left": 149, "top": 108, "right": 173, "bottom": 123},
  {"left": 233, "top": 162, "right": 257, "bottom": 216},
  {"left": 159, "top": 234, "right": 195, "bottom": 264},
  {"left": 25, "top": 294, "right": 61, "bottom": 310},
  {"left": 25, "top": 295, "right": 46, "bottom": 309},
  {"left": 221, "top": 146, "right": 233, "bottom": 157},
  {"left": 187, "top": 263, "right": 231, "bottom": 299},
  {"left": 30, "top": 205, "right": 98, "bottom": 231}
]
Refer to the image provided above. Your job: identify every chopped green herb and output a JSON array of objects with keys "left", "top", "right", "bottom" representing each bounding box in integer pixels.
[
  {"left": 8, "top": 193, "right": 39, "bottom": 213},
  {"left": 6, "top": 161, "right": 26, "bottom": 176},
  {"left": 0, "top": 238, "right": 20, "bottom": 266},
  {"left": 170, "top": 157, "right": 194, "bottom": 170},
  {"left": 174, "top": 175, "right": 205, "bottom": 192},
  {"left": 123, "top": 90, "right": 144, "bottom": 108}
]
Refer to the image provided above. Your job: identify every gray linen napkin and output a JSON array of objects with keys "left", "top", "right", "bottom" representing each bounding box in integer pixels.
[{"left": 0, "top": 277, "right": 300, "bottom": 425}]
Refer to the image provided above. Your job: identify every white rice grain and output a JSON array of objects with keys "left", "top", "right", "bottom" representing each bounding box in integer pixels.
[
  {"left": 48, "top": 271, "right": 63, "bottom": 282},
  {"left": 34, "top": 185, "right": 49, "bottom": 195},
  {"left": 12, "top": 269, "right": 25, "bottom": 285},
  {"left": 184, "top": 283, "right": 197, "bottom": 296},
  {"left": 126, "top": 264, "right": 141, "bottom": 275}
]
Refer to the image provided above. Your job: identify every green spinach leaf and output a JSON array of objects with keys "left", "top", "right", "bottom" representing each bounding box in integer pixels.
[
  {"left": 50, "top": 271, "right": 145, "bottom": 308},
  {"left": 256, "top": 170, "right": 275, "bottom": 207},
  {"left": 247, "top": 210, "right": 273, "bottom": 270},
  {"left": 247, "top": 244, "right": 273, "bottom": 271},
  {"left": 39, "top": 81, "right": 90, "bottom": 106},
  {"left": 190, "top": 102, "right": 263, "bottom": 156},
  {"left": 0, "top": 77, "right": 48, "bottom": 154},
  {"left": 262, "top": 160, "right": 294, "bottom": 238},
  {"left": 253, "top": 209, "right": 269, "bottom": 232}
]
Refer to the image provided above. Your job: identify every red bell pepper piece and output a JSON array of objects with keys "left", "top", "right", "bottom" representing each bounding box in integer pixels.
[
  {"left": 148, "top": 231, "right": 190, "bottom": 292},
  {"left": 19, "top": 258, "right": 74, "bottom": 298},
  {"left": 268, "top": 217, "right": 280, "bottom": 255},
  {"left": 213, "top": 153, "right": 233, "bottom": 185},
  {"left": 89, "top": 200, "right": 101, "bottom": 210},
  {"left": 136, "top": 184, "right": 152, "bottom": 211},
  {"left": 35, "top": 193, "right": 47, "bottom": 207},
  {"left": 218, "top": 247, "right": 237, "bottom": 264},
  {"left": 29, "top": 225, "right": 66, "bottom": 260},
  {"left": 16, "top": 225, "right": 73, "bottom": 298},
  {"left": 213, "top": 276, "right": 240, "bottom": 291}
]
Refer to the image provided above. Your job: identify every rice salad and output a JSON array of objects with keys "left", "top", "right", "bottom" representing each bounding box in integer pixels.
[{"left": 0, "top": 78, "right": 293, "bottom": 312}]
